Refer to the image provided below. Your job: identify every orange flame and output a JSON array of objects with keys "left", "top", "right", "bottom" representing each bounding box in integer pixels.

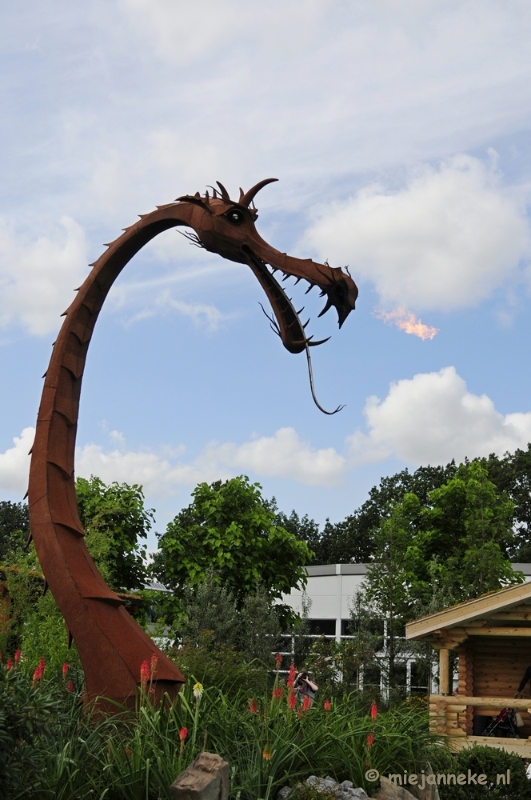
[{"left": 375, "top": 307, "right": 438, "bottom": 340}]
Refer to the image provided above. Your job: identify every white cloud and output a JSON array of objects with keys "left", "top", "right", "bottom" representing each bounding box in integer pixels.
[
  {"left": 76, "top": 427, "right": 346, "bottom": 490},
  {"left": 348, "top": 366, "right": 531, "bottom": 466},
  {"left": 126, "top": 289, "right": 230, "bottom": 333},
  {"left": 0, "top": 217, "right": 88, "bottom": 336},
  {"left": 198, "top": 428, "right": 346, "bottom": 487},
  {"left": 305, "top": 155, "right": 531, "bottom": 313},
  {"left": 3, "top": 371, "right": 531, "bottom": 499},
  {"left": 0, "top": 428, "right": 34, "bottom": 495}
]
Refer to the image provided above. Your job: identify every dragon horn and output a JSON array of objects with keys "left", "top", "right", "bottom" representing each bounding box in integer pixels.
[
  {"left": 216, "top": 181, "right": 232, "bottom": 202},
  {"left": 240, "top": 178, "right": 278, "bottom": 208}
]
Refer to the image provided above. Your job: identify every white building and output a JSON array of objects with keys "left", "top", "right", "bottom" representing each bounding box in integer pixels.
[
  {"left": 280, "top": 563, "right": 531, "bottom": 642},
  {"left": 279, "top": 563, "right": 531, "bottom": 695}
]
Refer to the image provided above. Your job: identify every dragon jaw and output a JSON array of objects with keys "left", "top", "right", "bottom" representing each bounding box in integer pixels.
[{"left": 176, "top": 178, "right": 358, "bottom": 357}]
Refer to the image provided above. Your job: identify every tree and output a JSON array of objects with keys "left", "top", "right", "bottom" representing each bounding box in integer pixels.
[
  {"left": 423, "top": 460, "right": 519, "bottom": 602},
  {"left": 272, "top": 507, "right": 321, "bottom": 562},
  {"left": 75, "top": 476, "right": 153, "bottom": 592},
  {"left": 0, "top": 502, "right": 29, "bottom": 563},
  {"left": 152, "top": 476, "right": 312, "bottom": 606},
  {"left": 358, "top": 462, "right": 521, "bottom": 699},
  {"left": 481, "top": 444, "right": 531, "bottom": 560}
]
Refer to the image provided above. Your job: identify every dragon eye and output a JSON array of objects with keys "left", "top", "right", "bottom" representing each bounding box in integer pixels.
[{"left": 226, "top": 208, "right": 245, "bottom": 225}]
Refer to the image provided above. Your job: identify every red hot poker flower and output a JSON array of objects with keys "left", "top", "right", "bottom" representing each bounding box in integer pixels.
[
  {"left": 324, "top": 699, "right": 331, "bottom": 711},
  {"left": 62, "top": 662, "right": 69, "bottom": 678},
  {"left": 370, "top": 703, "right": 378, "bottom": 721},
  {"left": 272, "top": 687, "right": 283, "bottom": 700},
  {"left": 287, "top": 663, "right": 297, "bottom": 689},
  {"left": 248, "top": 698, "right": 258, "bottom": 714},
  {"left": 367, "top": 733, "right": 374, "bottom": 749},
  {"left": 14, "top": 649, "right": 21, "bottom": 664},
  {"left": 140, "top": 659, "right": 150, "bottom": 689},
  {"left": 150, "top": 653, "right": 158, "bottom": 678},
  {"left": 303, "top": 695, "right": 311, "bottom": 711},
  {"left": 275, "top": 652, "right": 282, "bottom": 670},
  {"left": 6, "top": 658, "right": 13, "bottom": 670},
  {"left": 67, "top": 680, "right": 74, "bottom": 692},
  {"left": 179, "top": 727, "right": 188, "bottom": 741},
  {"left": 288, "top": 692, "right": 297, "bottom": 711}
]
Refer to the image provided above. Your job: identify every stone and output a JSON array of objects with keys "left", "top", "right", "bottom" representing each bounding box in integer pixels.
[
  {"left": 277, "top": 787, "right": 293, "bottom": 800},
  {"left": 340, "top": 782, "right": 354, "bottom": 791},
  {"left": 170, "top": 752, "right": 229, "bottom": 800},
  {"left": 370, "top": 776, "right": 418, "bottom": 800}
]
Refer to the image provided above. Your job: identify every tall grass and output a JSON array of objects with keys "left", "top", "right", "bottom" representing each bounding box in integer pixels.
[{"left": 1, "top": 656, "right": 432, "bottom": 800}]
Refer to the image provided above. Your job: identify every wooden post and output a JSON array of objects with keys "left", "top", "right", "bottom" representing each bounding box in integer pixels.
[{"left": 439, "top": 647, "right": 450, "bottom": 695}]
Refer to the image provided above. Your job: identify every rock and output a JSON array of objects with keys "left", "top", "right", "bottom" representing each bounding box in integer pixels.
[
  {"left": 277, "top": 787, "right": 293, "bottom": 800},
  {"left": 170, "top": 752, "right": 229, "bottom": 800},
  {"left": 282, "top": 774, "right": 369, "bottom": 800},
  {"left": 370, "top": 776, "right": 418, "bottom": 800}
]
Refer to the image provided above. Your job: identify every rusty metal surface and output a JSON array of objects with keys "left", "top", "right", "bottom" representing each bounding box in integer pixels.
[{"left": 28, "top": 180, "right": 358, "bottom": 707}]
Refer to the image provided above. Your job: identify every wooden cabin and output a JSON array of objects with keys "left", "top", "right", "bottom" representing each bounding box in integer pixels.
[{"left": 406, "top": 581, "right": 531, "bottom": 757}]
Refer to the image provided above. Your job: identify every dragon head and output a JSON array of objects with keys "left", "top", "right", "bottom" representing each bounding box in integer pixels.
[
  {"left": 175, "top": 179, "right": 358, "bottom": 413},
  {"left": 177, "top": 179, "right": 358, "bottom": 352}
]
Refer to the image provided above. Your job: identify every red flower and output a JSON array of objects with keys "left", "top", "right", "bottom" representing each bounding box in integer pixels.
[
  {"left": 67, "top": 680, "right": 74, "bottom": 692},
  {"left": 248, "top": 698, "right": 258, "bottom": 714},
  {"left": 125, "top": 747, "right": 131, "bottom": 756},
  {"left": 272, "top": 686, "right": 283, "bottom": 700},
  {"left": 14, "top": 649, "right": 21, "bottom": 664},
  {"left": 370, "top": 702, "right": 378, "bottom": 721},
  {"left": 287, "top": 663, "right": 297, "bottom": 689},
  {"left": 179, "top": 727, "right": 188, "bottom": 741},
  {"left": 140, "top": 659, "right": 150, "bottom": 689},
  {"left": 150, "top": 653, "right": 158, "bottom": 678},
  {"left": 275, "top": 652, "right": 282, "bottom": 670},
  {"left": 323, "top": 699, "right": 331, "bottom": 712},
  {"left": 303, "top": 695, "right": 311, "bottom": 711},
  {"left": 288, "top": 692, "right": 297, "bottom": 711},
  {"left": 6, "top": 658, "right": 13, "bottom": 670},
  {"left": 62, "top": 662, "right": 69, "bottom": 678},
  {"left": 32, "top": 657, "right": 46, "bottom": 686},
  {"left": 367, "top": 733, "right": 374, "bottom": 749}
]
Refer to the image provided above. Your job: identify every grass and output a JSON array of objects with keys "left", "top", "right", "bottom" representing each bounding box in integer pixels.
[{"left": 1, "top": 656, "right": 433, "bottom": 800}]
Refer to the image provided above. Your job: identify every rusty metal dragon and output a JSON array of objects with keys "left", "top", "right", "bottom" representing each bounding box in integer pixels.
[{"left": 27, "top": 179, "right": 358, "bottom": 708}]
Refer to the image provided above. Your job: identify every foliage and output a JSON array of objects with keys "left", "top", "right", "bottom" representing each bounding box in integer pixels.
[
  {"left": 152, "top": 476, "right": 312, "bottom": 606},
  {"left": 302, "top": 447, "right": 531, "bottom": 568},
  {"left": 169, "top": 632, "right": 270, "bottom": 698},
  {"left": 481, "top": 444, "right": 531, "bottom": 561},
  {"left": 0, "top": 543, "right": 81, "bottom": 671},
  {"left": 171, "top": 570, "right": 281, "bottom": 664},
  {"left": 351, "top": 462, "right": 519, "bottom": 699},
  {"left": 0, "top": 502, "right": 29, "bottom": 563},
  {"left": 0, "top": 657, "right": 84, "bottom": 800},
  {"left": 427, "top": 743, "right": 531, "bottom": 799},
  {"left": 75, "top": 476, "right": 153, "bottom": 592},
  {"left": 0, "top": 647, "right": 434, "bottom": 800}
]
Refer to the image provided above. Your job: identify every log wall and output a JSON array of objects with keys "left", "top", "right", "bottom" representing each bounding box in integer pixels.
[{"left": 465, "top": 636, "right": 531, "bottom": 737}]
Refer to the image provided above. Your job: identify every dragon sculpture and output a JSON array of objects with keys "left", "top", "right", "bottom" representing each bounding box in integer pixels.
[{"left": 27, "top": 179, "right": 358, "bottom": 708}]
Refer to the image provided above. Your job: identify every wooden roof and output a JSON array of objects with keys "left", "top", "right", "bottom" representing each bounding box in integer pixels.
[{"left": 406, "top": 580, "right": 531, "bottom": 648}]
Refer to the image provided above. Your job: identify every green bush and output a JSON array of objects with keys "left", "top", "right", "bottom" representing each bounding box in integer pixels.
[
  {"left": 0, "top": 659, "right": 434, "bottom": 800},
  {"left": 427, "top": 743, "right": 531, "bottom": 800}
]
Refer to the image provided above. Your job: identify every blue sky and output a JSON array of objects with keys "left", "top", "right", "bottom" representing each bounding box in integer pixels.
[{"left": 1, "top": 1, "right": 531, "bottom": 548}]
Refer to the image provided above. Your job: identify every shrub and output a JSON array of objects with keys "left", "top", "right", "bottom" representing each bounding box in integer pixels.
[{"left": 427, "top": 743, "right": 531, "bottom": 800}]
